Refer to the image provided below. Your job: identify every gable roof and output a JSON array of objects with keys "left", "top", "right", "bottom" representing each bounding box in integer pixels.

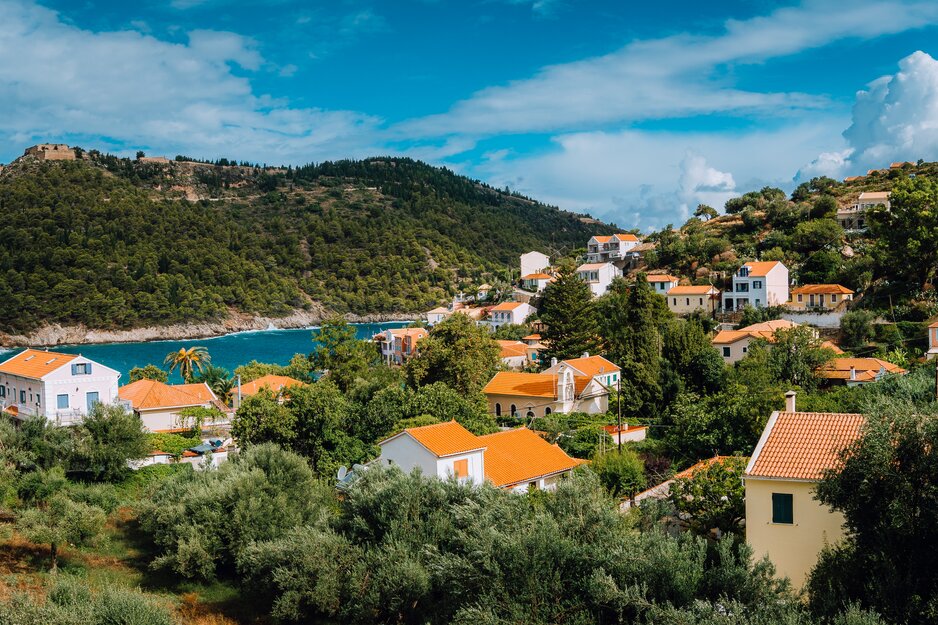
[
  {"left": 791, "top": 284, "right": 854, "bottom": 295},
  {"left": 497, "top": 340, "right": 529, "bottom": 359},
  {"left": 858, "top": 191, "right": 890, "bottom": 201},
  {"left": 742, "top": 260, "right": 784, "bottom": 277},
  {"left": 176, "top": 382, "right": 218, "bottom": 403},
  {"left": 668, "top": 285, "right": 718, "bottom": 295},
  {"left": 478, "top": 427, "right": 585, "bottom": 487},
  {"left": 490, "top": 301, "right": 527, "bottom": 312},
  {"left": 930, "top": 321, "right": 938, "bottom": 329},
  {"left": 646, "top": 274, "right": 679, "bottom": 283},
  {"left": 118, "top": 379, "right": 209, "bottom": 411},
  {"left": 521, "top": 273, "right": 553, "bottom": 280},
  {"left": 385, "top": 420, "right": 486, "bottom": 457},
  {"left": 817, "top": 357, "right": 907, "bottom": 382},
  {"left": 746, "top": 411, "right": 865, "bottom": 481},
  {"left": 592, "top": 233, "right": 639, "bottom": 243},
  {"left": 0, "top": 349, "right": 79, "bottom": 379},
  {"left": 239, "top": 374, "right": 305, "bottom": 397},
  {"left": 483, "top": 371, "right": 592, "bottom": 399},
  {"left": 555, "top": 355, "right": 620, "bottom": 378},
  {"left": 577, "top": 262, "right": 611, "bottom": 271},
  {"left": 712, "top": 319, "right": 798, "bottom": 345},
  {"left": 741, "top": 319, "right": 798, "bottom": 333}
]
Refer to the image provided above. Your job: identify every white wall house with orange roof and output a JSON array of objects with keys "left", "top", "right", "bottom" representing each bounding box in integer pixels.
[
  {"left": 233, "top": 374, "right": 305, "bottom": 409},
  {"left": 521, "top": 272, "right": 553, "bottom": 293},
  {"left": 646, "top": 274, "right": 679, "bottom": 295},
  {"left": 542, "top": 354, "right": 620, "bottom": 390},
  {"left": 723, "top": 260, "right": 789, "bottom": 311},
  {"left": 520, "top": 251, "right": 551, "bottom": 278},
  {"left": 667, "top": 285, "right": 721, "bottom": 315},
  {"left": 118, "top": 379, "right": 222, "bottom": 432},
  {"left": 0, "top": 349, "right": 120, "bottom": 425},
  {"left": 576, "top": 262, "right": 621, "bottom": 297},
  {"left": 744, "top": 394, "right": 864, "bottom": 588},
  {"left": 712, "top": 319, "right": 801, "bottom": 364},
  {"left": 483, "top": 360, "right": 610, "bottom": 418},
  {"left": 487, "top": 301, "right": 534, "bottom": 330},
  {"left": 378, "top": 420, "right": 583, "bottom": 493},
  {"left": 586, "top": 234, "right": 640, "bottom": 263}
]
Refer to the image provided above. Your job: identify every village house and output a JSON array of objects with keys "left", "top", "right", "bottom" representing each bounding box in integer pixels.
[
  {"left": 233, "top": 374, "right": 305, "bottom": 409},
  {"left": 377, "top": 420, "right": 584, "bottom": 493},
  {"left": 487, "top": 301, "right": 534, "bottom": 330},
  {"left": 425, "top": 306, "right": 451, "bottom": 325},
  {"left": 374, "top": 327, "right": 429, "bottom": 365},
  {"left": 521, "top": 272, "right": 553, "bottom": 293},
  {"left": 744, "top": 393, "right": 864, "bottom": 588},
  {"left": 476, "top": 284, "right": 493, "bottom": 300},
  {"left": 602, "top": 424, "right": 648, "bottom": 446},
  {"left": 788, "top": 284, "right": 854, "bottom": 311},
  {"left": 667, "top": 285, "right": 721, "bottom": 315},
  {"left": 542, "top": 354, "right": 620, "bottom": 389},
  {"left": 712, "top": 319, "right": 800, "bottom": 364},
  {"left": 927, "top": 321, "right": 938, "bottom": 360},
  {"left": 497, "top": 340, "right": 539, "bottom": 370},
  {"left": 837, "top": 191, "right": 890, "bottom": 230},
  {"left": 586, "top": 234, "right": 640, "bottom": 263},
  {"left": 816, "top": 357, "right": 907, "bottom": 386},
  {"left": 520, "top": 251, "right": 551, "bottom": 278},
  {"left": 483, "top": 359, "right": 612, "bottom": 418},
  {"left": 118, "top": 379, "right": 227, "bottom": 433},
  {"left": 722, "top": 260, "right": 789, "bottom": 311},
  {"left": 0, "top": 349, "right": 121, "bottom": 425},
  {"left": 647, "top": 274, "right": 679, "bottom": 295},
  {"left": 623, "top": 455, "right": 737, "bottom": 510},
  {"left": 576, "top": 262, "right": 621, "bottom": 297}
]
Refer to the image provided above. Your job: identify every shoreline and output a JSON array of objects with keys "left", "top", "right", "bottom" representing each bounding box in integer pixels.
[{"left": 0, "top": 310, "right": 421, "bottom": 348}]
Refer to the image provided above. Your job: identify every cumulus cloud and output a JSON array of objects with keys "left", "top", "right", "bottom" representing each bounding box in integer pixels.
[
  {"left": 677, "top": 152, "right": 736, "bottom": 219},
  {"left": 0, "top": 0, "right": 383, "bottom": 163}
]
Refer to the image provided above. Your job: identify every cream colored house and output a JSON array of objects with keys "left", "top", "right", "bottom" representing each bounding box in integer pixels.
[
  {"left": 483, "top": 361, "right": 610, "bottom": 418},
  {"left": 647, "top": 274, "right": 679, "bottom": 295},
  {"left": 789, "top": 284, "right": 854, "bottom": 311},
  {"left": 118, "top": 379, "right": 227, "bottom": 432},
  {"left": 667, "top": 285, "right": 721, "bottom": 315},
  {"left": 744, "top": 397, "right": 864, "bottom": 588},
  {"left": 711, "top": 319, "right": 799, "bottom": 364}
]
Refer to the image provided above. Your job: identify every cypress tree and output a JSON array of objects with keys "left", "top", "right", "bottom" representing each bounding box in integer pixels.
[{"left": 539, "top": 268, "right": 601, "bottom": 364}]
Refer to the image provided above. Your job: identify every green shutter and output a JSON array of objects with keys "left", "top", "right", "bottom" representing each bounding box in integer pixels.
[{"left": 772, "top": 493, "right": 793, "bottom": 524}]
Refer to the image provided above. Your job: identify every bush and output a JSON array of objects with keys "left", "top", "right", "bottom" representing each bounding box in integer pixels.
[
  {"left": 590, "top": 449, "right": 646, "bottom": 499},
  {"left": 841, "top": 310, "right": 875, "bottom": 348}
]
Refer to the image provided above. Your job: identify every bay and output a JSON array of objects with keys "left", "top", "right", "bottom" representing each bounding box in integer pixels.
[{"left": 1, "top": 322, "right": 409, "bottom": 383}]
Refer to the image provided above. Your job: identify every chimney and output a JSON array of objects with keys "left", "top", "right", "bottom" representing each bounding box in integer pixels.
[
  {"left": 850, "top": 366, "right": 856, "bottom": 381},
  {"left": 785, "top": 390, "right": 796, "bottom": 413},
  {"left": 550, "top": 357, "right": 558, "bottom": 368},
  {"left": 582, "top": 352, "right": 589, "bottom": 358}
]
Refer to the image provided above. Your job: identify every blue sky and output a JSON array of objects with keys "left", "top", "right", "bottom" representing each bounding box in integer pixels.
[{"left": 2, "top": 0, "right": 938, "bottom": 229}]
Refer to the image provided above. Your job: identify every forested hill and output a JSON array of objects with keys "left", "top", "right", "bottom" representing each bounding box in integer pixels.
[{"left": 0, "top": 150, "right": 614, "bottom": 334}]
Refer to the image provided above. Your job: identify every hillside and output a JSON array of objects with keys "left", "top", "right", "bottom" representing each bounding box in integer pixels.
[{"left": 0, "top": 150, "right": 615, "bottom": 335}]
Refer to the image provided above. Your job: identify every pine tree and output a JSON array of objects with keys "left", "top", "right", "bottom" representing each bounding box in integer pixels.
[{"left": 539, "top": 268, "right": 600, "bottom": 364}]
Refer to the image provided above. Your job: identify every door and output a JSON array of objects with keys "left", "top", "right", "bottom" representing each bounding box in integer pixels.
[{"left": 86, "top": 391, "right": 99, "bottom": 413}]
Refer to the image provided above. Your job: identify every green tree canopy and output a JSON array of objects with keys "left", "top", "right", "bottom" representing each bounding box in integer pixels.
[
  {"left": 539, "top": 267, "right": 601, "bottom": 363},
  {"left": 311, "top": 317, "right": 376, "bottom": 392},
  {"left": 128, "top": 364, "right": 168, "bottom": 383},
  {"left": 405, "top": 313, "right": 500, "bottom": 396}
]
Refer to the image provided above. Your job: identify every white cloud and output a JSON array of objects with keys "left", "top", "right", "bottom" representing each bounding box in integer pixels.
[
  {"left": 676, "top": 152, "right": 736, "bottom": 219},
  {"left": 396, "top": 0, "right": 938, "bottom": 138},
  {"left": 0, "top": 0, "right": 383, "bottom": 163}
]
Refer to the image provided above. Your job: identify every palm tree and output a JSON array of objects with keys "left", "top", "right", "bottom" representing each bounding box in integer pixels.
[
  {"left": 164, "top": 346, "right": 211, "bottom": 382},
  {"left": 192, "top": 364, "right": 234, "bottom": 405}
]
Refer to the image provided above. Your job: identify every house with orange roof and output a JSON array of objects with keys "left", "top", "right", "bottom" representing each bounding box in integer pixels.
[
  {"left": 497, "top": 340, "right": 539, "bottom": 370},
  {"left": 487, "top": 301, "right": 535, "bottom": 330},
  {"left": 927, "top": 321, "right": 938, "bottom": 360},
  {"left": 712, "top": 319, "right": 801, "bottom": 364},
  {"left": 377, "top": 420, "right": 584, "bottom": 492},
  {"left": 667, "top": 284, "right": 721, "bottom": 315},
  {"left": 744, "top": 392, "right": 865, "bottom": 587},
  {"left": 789, "top": 284, "right": 854, "bottom": 311},
  {"left": 723, "top": 260, "right": 789, "bottom": 311},
  {"left": 646, "top": 274, "right": 679, "bottom": 295},
  {"left": 373, "top": 327, "right": 429, "bottom": 365},
  {"left": 520, "top": 250, "right": 551, "bottom": 277},
  {"left": 483, "top": 358, "right": 611, "bottom": 418},
  {"left": 233, "top": 374, "right": 305, "bottom": 409},
  {"left": 520, "top": 272, "right": 553, "bottom": 293},
  {"left": 542, "top": 353, "right": 620, "bottom": 389},
  {"left": 816, "top": 357, "right": 907, "bottom": 386},
  {"left": 586, "top": 233, "right": 641, "bottom": 263},
  {"left": 623, "top": 455, "right": 739, "bottom": 509},
  {"left": 118, "top": 378, "right": 224, "bottom": 432},
  {"left": 425, "top": 306, "right": 452, "bottom": 325},
  {"left": 0, "top": 349, "right": 120, "bottom": 425},
  {"left": 576, "top": 262, "right": 621, "bottom": 297}
]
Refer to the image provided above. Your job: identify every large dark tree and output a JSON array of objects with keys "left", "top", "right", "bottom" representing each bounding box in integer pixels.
[
  {"left": 539, "top": 268, "right": 600, "bottom": 363},
  {"left": 869, "top": 176, "right": 938, "bottom": 288},
  {"left": 405, "top": 313, "right": 499, "bottom": 396}
]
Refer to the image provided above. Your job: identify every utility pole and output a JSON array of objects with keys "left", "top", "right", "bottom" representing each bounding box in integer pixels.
[
  {"left": 934, "top": 359, "right": 938, "bottom": 402},
  {"left": 617, "top": 377, "right": 622, "bottom": 454}
]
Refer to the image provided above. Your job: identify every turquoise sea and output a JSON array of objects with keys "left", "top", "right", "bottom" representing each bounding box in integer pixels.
[{"left": 0, "top": 322, "right": 408, "bottom": 383}]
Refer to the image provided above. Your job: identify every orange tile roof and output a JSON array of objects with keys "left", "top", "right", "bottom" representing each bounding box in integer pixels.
[
  {"left": 791, "top": 284, "right": 854, "bottom": 295},
  {"left": 593, "top": 233, "right": 640, "bottom": 243},
  {"left": 742, "top": 261, "right": 783, "bottom": 277},
  {"left": 711, "top": 330, "right": 753, "bottom": 345},
  {"left": 674, "top": 455, "right": 739, "bottom": 480},
  {"left": 177, "top": 382, "right": 218, "bottom": 403},
  {"left": 118, "top": 379, "right": 208, "bottom": 410},
  {"left": 712, "top": 320, "right": 800, "bottom": 346},
  {"left": 389, "top": 327, "right": 429, "bottom": 339},
  {"left": 239, "top": 374, "right": 305, "bottom": 397},
  {"left": 521, "top": 273, "right": 553, "bottom": 280},
  {"left": 741, "top": 319, "right": 797, "bottom": 333},
  {"left": 746, "top": 412, "right": 865, "bottom": 480},
  {"left": 930, "top": 321, "right": 938, "bottom": 329},
  {"left": 859, "top": 191, "right": 890, "bottom": 200},
  {"left": 0, "top": 349, "right": 78, "bottom": 379},
  {"left": 490, "top": 302, "right": 526, "bottom": 312},
  {"left": 483, "top": 371, "right": 591, "bottom": 399},
  {"left": 820, "top": 341, "right": 845, "bottom": 355},
  {"left": 559, "top": 355, "right": 620, "bottom": 378},
  {"left": 479, "top": 427, "right": 584, "bottom": 487},
  {"left": 522, "top": 333, "right": 541, "bottom": 341},
  {"left": 497, "top": 341, "right": 529, "bottom": 359},
  {"left": 577, "top": 262, "right": 609, "bottom": 271},
  {"left": 647, "top": 274, "right": 679, "bottom": 282},
  {"left": 393, "top": 420, "right": 486, "bottom": 457},
  {"left": 667, "top": 285, "right": 718, "bottom": 295},
  {"left": 817, "top": 357, "right": 907, "bottom": 381}
]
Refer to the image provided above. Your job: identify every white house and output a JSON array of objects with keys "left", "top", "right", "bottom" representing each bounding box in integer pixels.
[
  {"left": 520, "top": 251, "right": 551, "bottom": 278},
  {"left": 487, "top": 301, "right": 534, "bottom": 330},
  {"left": 118, "top": 379, "right": 227, "bottom": 433},
  {"left": 0, "top": 349, "right": 120, "bottom": 425},
  {"left": 378, "top": 420, "right": 584, "bottom": 493},
  {"left": 586, "top": 234, "right": 640, "bottom": 263},
  {"left": 425, "top": 306, "right": 451, "bottom": 325},
  {"left": 542, "top": 354, "right": 620, "bottom": 389},
  {"left": 497, "top": 340, "right": 538, "bottom": 370},
  {"left": 723, "top": 261, "right": 789, "bottom": 311},
  {"left": 837, "top": 191, "right": 890, "bottom": 231},
  {"left": 647, "top": 274, "right": 679, "bottom": 295},
  {"left": 483, "top": 360, "right": 611, "bottom": 417},
  {"left": 576, "top": 262, "right": 621, "bottom": 297},
  {"left": 521, "top": 273, "right": 553, "bottom": 293}
]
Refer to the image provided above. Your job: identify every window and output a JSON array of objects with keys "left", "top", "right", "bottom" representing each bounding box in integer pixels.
[
  {"left": 672, "top": 298, "right": 677, "bottom": 305},
  {"left": 510, "top": 404, "right": 517, "bottom": 417},
  {"left": 544, "top": 407, "right": 552, "bottom": 415},
  {"left": 0, "top": 386, "right": 5, "bottom": 398},
  {"left": 772, "top": 493, "right": 794, "bottom": 524},
  {"left": 495, "top": 403, "right": 502, "bottom": 417},
  {"left": 831, "top": 294, "right": 838, "bottom": 302},
  {"left": 71, "top": 363, "right": 91, "bottom": 375},
  {"left": 753, "top": 280, "right": 762, "bottom": 289},
  {"left": 685, "top": 298, "right": 690, "bottom": 306},
  {"left": 735, "top": 283, "right": 749, "bottom": 292},
  {"left": 698, "top": 298, "right": 704, "bottom": 306},
  {"left": 722, "top": 347, "right": 731, "bottom": 358},
  {"left": 755, "top": 299, "right": 761, "bottom": 308},
  {"left": 742, "top": 346, "right": 748, "bottom": 353},
  {"left": 453, "top": 459, "right": 469, "bottom": 479},
  {"left": 57, "top": 394, "right": 69, "bottom": 409},
  {"left": 798, "top": 294, "right": 803, "bottom": 302},
  {"left": 86, "top": 391, "right": 99, "bottom": 412},
  {"left": 526, "top": 410, "right": 535, "bottom": 418},
  {"left": 20, "top": 390, "right": 25, "bottom": 403}
]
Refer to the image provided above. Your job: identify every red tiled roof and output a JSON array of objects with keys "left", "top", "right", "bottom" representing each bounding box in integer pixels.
[
  {"left": 742, "top": 261, "right": 783, "bottom": 277},
  {"left": 746, "top": 412, "right": 865, "bottom": 480},
  {"left": 390, "top": 420, "right": 486, "bottom": 457},
  {"left": 118, "top": 379, "right": 207, "bottom": 410},
  {"left": 479, "top": 427, "right": 584, "bottom": 487},
  {"left": 667, "top": 285, "right": 718, "bottom": 295},
  {"left": 238, "top": 374, "right": 305, "bottom": 397},
  {"left": 0, "top": 349, "right": 78, "bottom": 379},
  {"left": 791, "top": 284, "right": 854, "bottom": 295}
]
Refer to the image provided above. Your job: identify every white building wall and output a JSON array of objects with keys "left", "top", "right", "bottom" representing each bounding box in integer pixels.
[
  {"left": 41, "top": 357, "right": 120, "bottom": 422},
  {"left": 435, "top": 449, "right": 485, "bottom": 484},
  {"left": 716, "top": 338, "right": 752, "bottom": 364},
  {"left": 764, "top": 264, "right": 790, "bottom": 306},
  {"left": 520, "top": 251, "right": 550, "bottom": 277}
]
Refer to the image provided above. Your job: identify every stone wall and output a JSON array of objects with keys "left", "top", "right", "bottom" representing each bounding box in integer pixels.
[{"left": 24, "top": 144, "right": 76, "bottom": 161}]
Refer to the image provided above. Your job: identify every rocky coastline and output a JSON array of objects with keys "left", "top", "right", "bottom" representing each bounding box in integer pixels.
[{"left": 0, "top": 309, "right": 421, "bottom": 347}]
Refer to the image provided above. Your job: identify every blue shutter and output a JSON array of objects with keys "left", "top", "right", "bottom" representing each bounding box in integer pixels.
[
  {"left": 86, "top": 363, "right": 92, "bottom": 374},
  {"left": 71, "top": 364, "right": 78, "bottom": 375}
]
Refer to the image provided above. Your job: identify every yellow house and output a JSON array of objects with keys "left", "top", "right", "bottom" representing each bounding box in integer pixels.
[{"left": 744, "top": 395, "right": 864, "bottom": 588}]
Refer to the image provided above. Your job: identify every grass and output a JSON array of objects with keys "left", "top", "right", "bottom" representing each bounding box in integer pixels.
[{"left": 0, "top": 499, "right": 267, "bottom": 624}]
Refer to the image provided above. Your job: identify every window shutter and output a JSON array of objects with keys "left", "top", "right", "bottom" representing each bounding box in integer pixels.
[
  {"left": 772, "top": 493, "right": 793, "bottom": 524},
  {"left": 71, "top": 364, "right": 78, "bottom": 375},
  {"left": 86, "top": 363, "right": 92, "bottom": 374}
]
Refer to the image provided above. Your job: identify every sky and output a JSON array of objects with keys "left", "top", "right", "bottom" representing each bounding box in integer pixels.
[{"left": 1, "top": 0, "right": 938, "bottom": 230}]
